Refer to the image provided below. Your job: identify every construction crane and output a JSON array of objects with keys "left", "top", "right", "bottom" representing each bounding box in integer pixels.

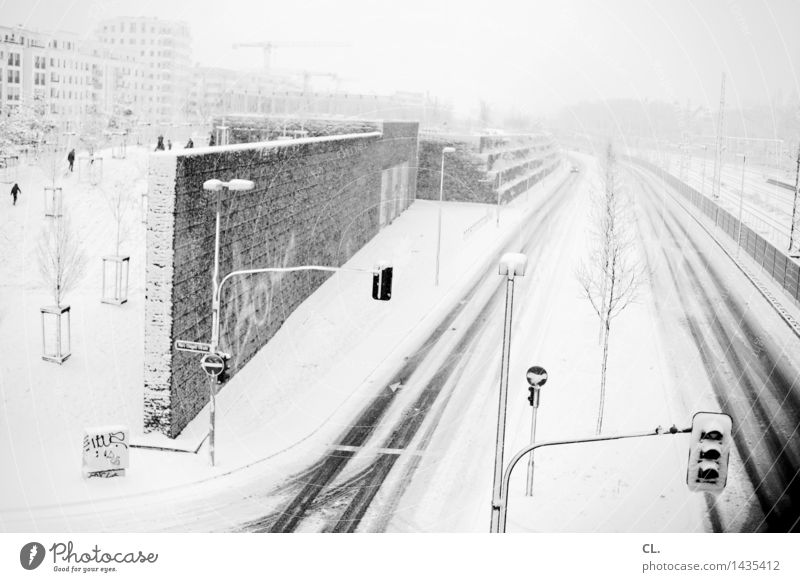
[{"left": 232, "top": 41, "right": 348, "bottom": 75}]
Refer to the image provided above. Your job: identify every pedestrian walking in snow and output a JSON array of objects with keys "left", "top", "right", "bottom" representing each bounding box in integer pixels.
[
  {"left": 10, "top": 183, "right": 21, "bottom": 205},
  {"left": 167, "top": 139, "right": 172, "bottom": 150},
  {"left": 155, "top": 135, "right": 165, "bottom": 152},
  {"left": 185, "top": 138, "right": 194, "bottom": 149},
  {"left": 208, "top": 132, "right": 216, "bottom": 147},
  {"left": 67, "top": 149, "right": 75, "bottom": 172}
]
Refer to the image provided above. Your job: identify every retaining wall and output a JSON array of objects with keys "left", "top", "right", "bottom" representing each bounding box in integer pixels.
[{"left": 145, "top": 121, "right": 418, "bottom": 437}]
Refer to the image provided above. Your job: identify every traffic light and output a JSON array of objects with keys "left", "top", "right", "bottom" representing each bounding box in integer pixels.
[
  {"left": 215, "top": 353, "right": 231, "bottom": 385},
  {"left": 686, "top": 411, "right": 732, "bottom": 493},
  {"left": 372, "top": 262, "right": 393, "bottom": 301}
]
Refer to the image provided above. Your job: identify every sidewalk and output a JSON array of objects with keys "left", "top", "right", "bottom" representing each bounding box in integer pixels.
[{"left": 0, "top": 154, "right": 570, "bottom": 529}]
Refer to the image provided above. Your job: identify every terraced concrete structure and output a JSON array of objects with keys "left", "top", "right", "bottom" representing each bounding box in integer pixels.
[{"left": 416, "top": 132, "right": 560, "bottom": 204}]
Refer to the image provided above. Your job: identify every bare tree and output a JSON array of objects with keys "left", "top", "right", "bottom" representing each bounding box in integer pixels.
[
  {"left": 577, "top": 144, "right": 642, "bottom": 434},
  {"left": 103, "top": 179, "right": 133, "bottom": 256},
  {"left": 38, "top": 143, "right": 63, "bottom": 188},
  {"left": 78, "top": 111, "right": 108, "bottom": 157},
  {"left": 37, "top": 213, "right": 87, "bottom": 306}
]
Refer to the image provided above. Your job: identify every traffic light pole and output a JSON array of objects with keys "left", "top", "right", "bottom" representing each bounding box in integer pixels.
[
  {"left": 525, "top": 386, "right": 541, "bottom": 496},
  {"left": 493, "top": 425, "right": 691, "bottom": 533},
  {"left": 213, "top": 264, "right": 385, "bottom": 351},
  {"left": 205, "top": 262, "right": 388, "bottom": 466}
]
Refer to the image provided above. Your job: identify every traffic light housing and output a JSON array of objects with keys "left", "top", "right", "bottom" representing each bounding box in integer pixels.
[
  {"left": 215, "top": 353, "right": 231, "bottom": 385},
  {"left": 372, "top": 263, "right": 393, "bottom": 301},
  {"left": 686, "top": 411, "right": 732, "bottom": 493}
]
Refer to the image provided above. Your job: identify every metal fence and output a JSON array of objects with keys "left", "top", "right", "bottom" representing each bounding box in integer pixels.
[{"left": 627, "top": 157, "right": 800, "bottom": 305}]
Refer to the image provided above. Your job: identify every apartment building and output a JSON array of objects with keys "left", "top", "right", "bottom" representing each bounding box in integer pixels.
[
  {"left": 0, "top": 25, "right": 94, "bottom": 128},
  {"left": 95, "top": 16, "right": 192, "bottom": 122}
]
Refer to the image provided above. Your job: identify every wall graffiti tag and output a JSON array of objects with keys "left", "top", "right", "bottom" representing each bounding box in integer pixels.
[
  {"left": 221, "top": 232, "right": 297, "bottom": 369},
  {"left": 82, "top": 425, "right": 129, "bottom": 478}
]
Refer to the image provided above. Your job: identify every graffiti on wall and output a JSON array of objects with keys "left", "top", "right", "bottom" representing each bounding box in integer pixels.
[{"left": 220, "top": 232, "right": 297, "bottom": 369}]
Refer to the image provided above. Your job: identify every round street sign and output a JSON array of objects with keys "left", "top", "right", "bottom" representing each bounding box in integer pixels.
[
  {"left": 526, "top": 365, "right": 548, "bottom": 387},
  {"left": 200, "top": 353, "right": 225, "bottom": 377}
]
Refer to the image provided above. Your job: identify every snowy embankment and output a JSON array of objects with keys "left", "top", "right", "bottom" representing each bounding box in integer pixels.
[{"left": 0, "top": 146, "right": 569, "bottom": 531}]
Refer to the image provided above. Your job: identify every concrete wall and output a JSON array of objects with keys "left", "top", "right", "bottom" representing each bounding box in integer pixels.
[{"left": 144, "top": 121, "right": 419, "bottom": 437}]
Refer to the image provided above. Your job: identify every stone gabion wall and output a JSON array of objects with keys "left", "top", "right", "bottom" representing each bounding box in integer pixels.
[
  {"left": 212, "top": 115, "right": 381, "bottom": 145},
  {"left": 416, "top": 136, "right": 496, "bottom": 203},
  {"left": 144, "top": 122, "right": 419, "bottom": 437},
  {"left": 416, "top": 132, "right": 559, "bottom": 204}
]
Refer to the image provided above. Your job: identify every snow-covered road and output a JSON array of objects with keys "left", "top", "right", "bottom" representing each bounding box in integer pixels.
[
  {"left": 628, "top": 165, "right": 800, "bottom": 532},
  {"left": 236, "top": 162, "right": 584, "bottom": 533}
]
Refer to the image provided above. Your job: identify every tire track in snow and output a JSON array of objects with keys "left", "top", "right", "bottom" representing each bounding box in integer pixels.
[
  {"left": 631, "top": 168, "right": 800, "bottom": 532},
  {"left": 239, "top": 169, "right": 581, "bottom": 533}
]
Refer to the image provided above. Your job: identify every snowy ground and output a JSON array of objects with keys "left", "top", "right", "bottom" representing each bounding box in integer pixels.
[
  {"left": 0, "top": 146, "right": 568, "bottom": 530},
  {"left": 2, "top": 145, "right": 791, "bottom": 533},
  {"left": 371, "top": 155, "right": 711, "bottom": 533}
]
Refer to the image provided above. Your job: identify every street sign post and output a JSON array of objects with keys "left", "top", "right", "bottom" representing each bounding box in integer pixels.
[
  {"left": 200, "top": 353, "right": 226, "bottom": 377},
  {"left": 175, "top": 339, "right": 213, "bottom": 354}
]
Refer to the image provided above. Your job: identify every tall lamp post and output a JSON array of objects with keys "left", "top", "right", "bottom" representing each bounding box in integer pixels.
[
  {"left": 489, "top": 252, "right": 527, "bottom": 532},
  {"left": 202, "top": 177, "right": 255, "bottom": 466},
  {"left": 434, "top": 146, "right": 456, "bottom": 286}
]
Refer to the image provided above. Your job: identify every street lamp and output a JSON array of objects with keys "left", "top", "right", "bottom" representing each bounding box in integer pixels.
[
  {"left": 202, "top": 177, "right": 256, "bottom": 466},
  {"left": 524, "top": 365, "right": 548, "bottom": 496},
  {"left": 489, "top": 252, "right": 527, "bottom": 532},
  {"left": 434, "top": 146, "right": 456, "bottom": 287}
]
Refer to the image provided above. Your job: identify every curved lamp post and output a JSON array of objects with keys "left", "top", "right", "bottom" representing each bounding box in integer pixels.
[{"left": 202, "top": 177, "right": 255, "bottom": 466}]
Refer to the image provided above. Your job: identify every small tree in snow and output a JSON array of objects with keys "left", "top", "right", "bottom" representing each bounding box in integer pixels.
[
  {"left": 99, "top": 179, "right": 134, "bottom": 304},
  {"left": 38, "top": 140, "right": 63, "bottom": 188},
  {"left": 37, "top": 213, "right": 87, "bottom": 306},
  {"left": 104, "top": 179, "right": 132, "bottom": 256},
  {"left": 78, "top": 111, "right": 108, "bottom": 157},
  {"left": 577, "top": 144, "right": 642, "bottom": 434}
]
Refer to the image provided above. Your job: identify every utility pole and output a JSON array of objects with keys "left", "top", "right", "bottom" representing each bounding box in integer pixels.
[
  {"left": 789, "top": 143, "right": 800, "bottom": 257},
  {"left": 737, "top": 155, "right": 746, "bottom": 258},
  {"left": 711, "top": 73, "right": 726, "bottom": 200}
]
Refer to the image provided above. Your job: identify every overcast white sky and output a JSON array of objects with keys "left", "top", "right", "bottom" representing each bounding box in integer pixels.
[{"left": 1, "top": 0, "right": 798, "bottom": 117}]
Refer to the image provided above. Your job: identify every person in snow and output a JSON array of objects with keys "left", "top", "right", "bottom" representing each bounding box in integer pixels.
[
  {"left": 167, "top": 139, "right": 172, "bottom": 150},
  {"left": 154, "top": 135, "right": 165, "bottom": 151},
  {"left": 208, "top": 132, "right": 216, "bottom": 147},
  {"left": 10, "top": 182, "right": 21, "bottom": 205},
  {"left": 185, "top": 138, "right": 194, "bottom": 149},
  {"left": 67, "top": 149, "right": 75, "bottom": 172}
]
